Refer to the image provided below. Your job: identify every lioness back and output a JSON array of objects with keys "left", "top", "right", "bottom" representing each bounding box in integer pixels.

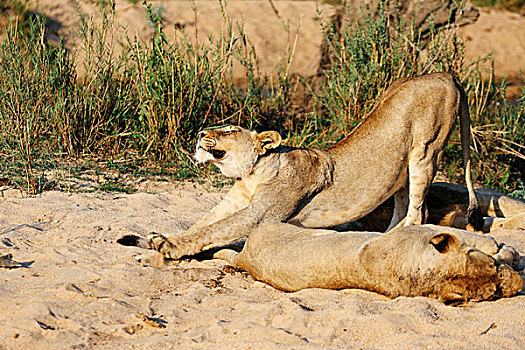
[{"left": 289, "top": 73, "right": 479, "bottom": 230}]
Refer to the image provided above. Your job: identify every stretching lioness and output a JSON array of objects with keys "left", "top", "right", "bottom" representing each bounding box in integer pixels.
[
  {"left": 119, "top": 73, "right": 482, "bottom": 259},
  {"left": 214, "top": 224, "right": 523, "bottom": 304}
]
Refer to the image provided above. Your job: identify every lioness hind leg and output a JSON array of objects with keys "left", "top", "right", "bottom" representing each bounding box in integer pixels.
[
  {"left": 386, "top": 184, "right": 409, "bottom": 231},
  {"left": 485, "top": 212, "right": 525, "bottom": 231},
  {"left": 405, "top": 150, "right": 436, "bottom": 226}
]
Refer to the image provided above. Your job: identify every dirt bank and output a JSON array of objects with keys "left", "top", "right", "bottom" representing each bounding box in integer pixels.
[{"left": 34, "top": 1, "right": 525, "bottom": 83}]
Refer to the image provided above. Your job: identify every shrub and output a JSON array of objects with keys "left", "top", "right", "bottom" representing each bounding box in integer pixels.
[
  {"left": 472, "top": 0, "right": 525, "bottom": 15},
  {"left": 0, "top": 0, "right": 290, "bottom": 193},
  {"left": 0, "top": 0, "right": 522, "bottom": 196}
]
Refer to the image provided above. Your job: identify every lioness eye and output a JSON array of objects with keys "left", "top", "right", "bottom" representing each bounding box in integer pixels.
[{"left": 211, "top": 149, "right": 226, "bottom": 159}]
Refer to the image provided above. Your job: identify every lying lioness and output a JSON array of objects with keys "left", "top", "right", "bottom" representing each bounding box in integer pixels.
[{"left": 214, "top": 224, "right": 523, "bottom": 304}]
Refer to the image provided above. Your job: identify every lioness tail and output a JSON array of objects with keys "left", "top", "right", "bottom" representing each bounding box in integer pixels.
[{"left": 455, "top": 75, "right": 483, "bottom": 231}]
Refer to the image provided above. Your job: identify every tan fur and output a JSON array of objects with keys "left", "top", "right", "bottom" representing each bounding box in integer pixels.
[
  {"left": 122, "top": 73, "right": 482, "bottom": 259},
  {"left": 213, "top": 224, "right": 523, "bottom": 303}
]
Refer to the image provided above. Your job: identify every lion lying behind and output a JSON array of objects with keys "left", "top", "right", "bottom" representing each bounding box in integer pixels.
[
  {"left": 352, "top": 182, "right": 525, "bottom": 232},
  {"left": 214, "top": 224, "right": 523, "bottom": 304}
]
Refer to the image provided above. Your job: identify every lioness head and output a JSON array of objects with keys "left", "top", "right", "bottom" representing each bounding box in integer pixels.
[
  {"left": 194, "top": 125, "right": 281, "bottom": 178},
  {"left": 412, "top": 230, "right": 523, "bottom": 304},
  {"left": 369, "top": 226, "right": 523, "bottom": 304}
]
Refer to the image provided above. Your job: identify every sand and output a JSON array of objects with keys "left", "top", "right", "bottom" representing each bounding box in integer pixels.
[
  {"left": 458, "top": 7, "right": 525, "bottom": 83},
  {"left": 0, "top": 179, "right": 524, "bottom": 349}
]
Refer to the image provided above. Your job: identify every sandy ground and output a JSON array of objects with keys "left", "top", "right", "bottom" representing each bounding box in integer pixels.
[
  {"left": 0, "top": 180, "right": 524, "bottom": 349},
  {"left": 34, "top": 1, "right": 525, "bottom": 83}
]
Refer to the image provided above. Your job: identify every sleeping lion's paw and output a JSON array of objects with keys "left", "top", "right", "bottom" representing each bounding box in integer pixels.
[{"left": 493, "top": 244, "right": 521, "bottom": 270}]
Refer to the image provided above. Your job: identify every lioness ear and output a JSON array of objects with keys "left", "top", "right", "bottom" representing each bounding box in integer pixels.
[
  {"left": 254, "top": 131, "right": 281, "bottom": 155},
  {"left": 439, "top": 292, "right": 466, "bottom": 306},
  {"left": 429, "top": 233, "right": 459, "bottom": 254}
]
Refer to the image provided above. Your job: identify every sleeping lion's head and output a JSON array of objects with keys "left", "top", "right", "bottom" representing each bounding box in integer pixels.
[{"left": 194, "top": 125, "right": 281, "bottom": 178}]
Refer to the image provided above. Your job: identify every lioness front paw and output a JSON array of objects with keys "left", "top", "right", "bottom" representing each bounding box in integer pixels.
[
  {"left": 147, "top": 232, "right": 167, "bottom": 250},
  {"left": 493, "top": 244, "right": 521, "bottom": 270},
  {"left": 146, "top": 232, "right": 201, "bottom": 260},
  {"left": 147, "top": 233, "right": 177, "bottom": 259},
  {"left": 497, "top": 264, "right": 524, "bottom": 297}
]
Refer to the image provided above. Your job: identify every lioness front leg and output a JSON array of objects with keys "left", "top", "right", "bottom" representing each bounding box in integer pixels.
[
  {"left": 144, "top": 207, "right": 259, "bottom": 259},
  {"left": 143, "top": 180, "right": 252, "bottom": 258},
  {"left": 492, "top": 244, "right": 521, "bottom": 269},
  {"left": 425, "top": 225, "right": 521, "bottom": 269},
  {"left": 191, "top": 180, "right": 252, "bottom": 230},
  {"left": 146, "top": 182, "right": 307, "bottom": 259},
  {"left": 212, "top": 249, "right": 239, "bottom": 265}
]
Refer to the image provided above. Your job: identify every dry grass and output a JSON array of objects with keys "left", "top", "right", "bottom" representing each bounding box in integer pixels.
[{"left": 0, "top": 0, "right": 523, "bottom": 197}]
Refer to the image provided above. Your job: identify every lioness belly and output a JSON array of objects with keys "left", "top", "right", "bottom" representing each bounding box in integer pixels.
[{"left": 291, "top": 159, "right": 408, "bottom": 228}]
